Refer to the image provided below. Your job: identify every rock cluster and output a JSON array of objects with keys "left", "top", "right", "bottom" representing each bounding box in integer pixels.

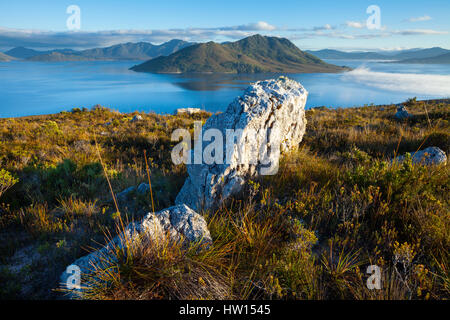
[{"left": 175, "top": 77, "right": 308, "bottom": 211}]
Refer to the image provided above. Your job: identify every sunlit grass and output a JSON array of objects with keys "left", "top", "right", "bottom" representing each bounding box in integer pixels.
[{"left": 0, "top": 100, "right": 448, "bottom": 299}]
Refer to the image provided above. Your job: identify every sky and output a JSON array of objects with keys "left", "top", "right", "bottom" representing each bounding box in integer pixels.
[{"left": 0, "top": 0, "right": 449, "bottom": 51}]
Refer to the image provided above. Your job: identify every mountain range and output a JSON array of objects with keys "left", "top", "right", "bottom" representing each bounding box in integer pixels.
[
  {"left": 131, "top": 35, "right": 348, "bottom": 74},
  {"left": 2, "top": 38, "right": 449, "bottom": 66},
  {"left": 396, "top": 52, "right": 450, "bottom": 64},
  {"left": 4, "top": 40, "right": 194, "bottom": 62},
  {"left": 306, "top": 47, "right": 450, "bottom": 62}
]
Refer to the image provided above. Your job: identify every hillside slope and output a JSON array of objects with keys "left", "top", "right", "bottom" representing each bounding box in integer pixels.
[{"left": 0, "top": 99, "right": 448, "bottom": 300}]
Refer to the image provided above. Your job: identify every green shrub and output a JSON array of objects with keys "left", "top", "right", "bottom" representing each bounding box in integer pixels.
[{"left": 0, "top": 169, "right": 18, "bottom": 199}]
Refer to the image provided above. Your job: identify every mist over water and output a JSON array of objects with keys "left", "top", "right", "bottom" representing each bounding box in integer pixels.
[
  {"left": 343, "top": 67, "right": 450, "bottom": 96},
  {"left": 0, "top": 59, "right": 449, "bottom": 118}
]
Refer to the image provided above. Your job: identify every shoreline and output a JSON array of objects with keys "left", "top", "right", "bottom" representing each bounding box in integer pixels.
[{"left": 1, "top": 97, "right": 449, "bottom": 120}]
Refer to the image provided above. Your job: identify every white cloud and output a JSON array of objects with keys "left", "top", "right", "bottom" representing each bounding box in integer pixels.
[
  {"left": 285, "top": 24, "right": 336, "bottom": 32},
  {"left": 290, "top": 27, "right": 448, "bottom": 41},
  {"left": 378, "top": 47, "right": 412, "bottom": 51},
  {"left": 407, "top": 15, "right": 432, "bottom": 22},
  {"left": 346, "top": 21, "right": 366, "bottom": 29},
  {"left": 0, "top": 19, "right": 448, "bottom": 50},
  {"left": 343, "top": 67, "right": 450, "bottom": 96},
  {"left": 238, "top": 21, "right": 276, "bottom": 31},
  {"left": 394, "top": 29, "right": 448, "bottom": 35},
  {"left": 0, "top": 23, "right": 276, "bottom": 49},
  {"left": 217, "top": 21, "right": 276, "bottom": 31},
  {"left": 313, "top": 24, "right": 333, "bottom": 31}
]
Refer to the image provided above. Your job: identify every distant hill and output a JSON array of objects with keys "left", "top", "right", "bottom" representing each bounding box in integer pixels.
[
  {"left": 4, "top": 40, "right": 194, "bottom": 62},
  {"left": 78, "top": 40, "right": 194, "bottom": 60},
  {"left": 396, "top": 52, "right": 450, "bottom": 64},
  {"left": 131, "top": 35, "right": 348, "bottom": 74},
  {"left": 0, "top": 52, "right": 16, "bottom": 61},
  {"left": 27, "top": 52, "right": 97, "bottom": 62},
  {"left": 391, "top": 47, "right": 450, "bottom": 60},
  {"left": 5, "top": 47, "right": 42, "bottom": 59},
  {"left": 5, "top": 47, "right": 78, "bottom": 59},
  {"left": 306, "top": 49, "right": 388, "bottom": 60},
  {"left": 307, "top": 47, "right": 450, "bottom": 61}
]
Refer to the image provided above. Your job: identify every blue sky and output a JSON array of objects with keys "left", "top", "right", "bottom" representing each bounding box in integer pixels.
[{"left": 0, "top": 0, "right": 449, "bottom": 50}]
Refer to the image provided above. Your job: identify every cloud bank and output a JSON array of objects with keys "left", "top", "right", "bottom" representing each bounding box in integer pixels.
[
  {"left": 343, "top": 67, "right": 450, "bottom": 97},
  {"left": 0, "top": 18, "right": 447, "bottom": 50},
  {"left": 0, "top": 23, "right": 276, "bottom": 49}
]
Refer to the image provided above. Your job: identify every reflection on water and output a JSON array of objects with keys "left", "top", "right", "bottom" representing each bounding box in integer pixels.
[
  {"left": 172, "top": 73, "right": 284, "bottom": 91},
  {"left": 0, "top": 59, "right": 449, "bottom": 118}
]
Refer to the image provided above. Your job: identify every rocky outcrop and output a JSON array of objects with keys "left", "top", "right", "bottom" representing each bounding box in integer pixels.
[
  {"left": 395, "top": 105, "right": 411, "bottom": 120},
  {"left": 60, "top": 204, "right": 211, "bottom": 295},
  {"left": 395, "top": 147, "right": 447, "bottom": 166},
  {"left": 175, "top": 77, "right": 308, "bottom": 211}
]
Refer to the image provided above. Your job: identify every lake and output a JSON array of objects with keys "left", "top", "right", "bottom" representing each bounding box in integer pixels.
[{"left": 1, "top": 59, "right": 450, "bottom": 118}]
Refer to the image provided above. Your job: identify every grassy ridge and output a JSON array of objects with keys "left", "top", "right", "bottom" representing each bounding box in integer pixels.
[{"left": 0, "top": 99, "right": 448, "bottom": 299}]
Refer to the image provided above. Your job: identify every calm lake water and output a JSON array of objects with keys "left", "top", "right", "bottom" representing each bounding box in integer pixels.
[{"left": 1, "top": 59, "right": 450, "bottom": 118}]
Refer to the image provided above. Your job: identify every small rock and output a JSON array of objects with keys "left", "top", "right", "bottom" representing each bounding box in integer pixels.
[
  {"left": 395, "top": 147, "right": 447, "bottom": 165},
  {"left": 395, "top": 105, "right": 410, "bottom": 120},
  {"left": 130, "top": 115, "right": 143, "bottom": 122},
  {"left": 174, "top": 108, "right": 202, "bottom": 115}
]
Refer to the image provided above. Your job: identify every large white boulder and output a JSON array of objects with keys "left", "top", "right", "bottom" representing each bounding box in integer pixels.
[{"left": 175, "top": 77, "right": 308, "bottom": 211}]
